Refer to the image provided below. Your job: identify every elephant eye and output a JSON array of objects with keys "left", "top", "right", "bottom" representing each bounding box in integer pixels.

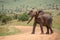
[{"left": 30, "top": 10, "right": 33, "bottom": 12}]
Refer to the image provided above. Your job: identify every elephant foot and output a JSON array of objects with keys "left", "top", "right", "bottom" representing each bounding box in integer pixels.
[
  {"left": 31, "top": 32, "right": 35, "bottom": 34},
  {"left": 50, "top": 31, "right": 53, "bottom": 34},
  {"left": 41, "top": 32, "right": 44, "bottom": 34},
  {"left": 46, "top": 32, "right": 49, "bottom": 34}
]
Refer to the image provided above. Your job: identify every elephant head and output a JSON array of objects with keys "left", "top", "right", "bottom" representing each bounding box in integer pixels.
[
  {"left": 27, "top": 9, "right": 44, "bottom": 24},
  {"left": 28, "top": 9, "right": 38, "bottom": 17},
  {"left": 28, "top": 9, "right": 44, "bottom": 17}
]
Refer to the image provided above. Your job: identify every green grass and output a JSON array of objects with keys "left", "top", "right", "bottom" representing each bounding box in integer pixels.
[
  {"left": 53, "top": 15, "right": 60, "bottom": 31},
  {"left": 52, "top": 15, "right": 60, "bottom": 40},
  {"left": 0, "top": 26, "right": 20, "bottom": 36},
  {"left": 3, "top": 20, "right": 33, "bottom": 26}
]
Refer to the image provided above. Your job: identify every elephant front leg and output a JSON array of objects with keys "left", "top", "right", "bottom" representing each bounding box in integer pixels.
[
  {"left": 40, "top": 24, "right": 44, "bottom": 34},
  {"left": 32, "top": 22, "right": 37, "bottom": 34}
]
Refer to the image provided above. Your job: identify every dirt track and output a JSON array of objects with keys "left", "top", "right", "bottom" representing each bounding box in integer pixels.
[{"left": 0, "top": 26, "right": 58, "bottom": 40}]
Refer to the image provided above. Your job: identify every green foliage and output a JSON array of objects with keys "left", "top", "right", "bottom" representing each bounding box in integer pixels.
[
  {"left": 13, "top": 14, "right": 18, "bottom": 19},
  {"left": 53, "top": 16, "right": 60, "bottom": 31},
  {"left": 57, "top": 12, "right": 60, "bottom": 15},
  {"left": 18, "top": 13, "right": 29, "bottom": 21},
  {"left": 0, "top": 0, "right": 60, "bottom": 10},
  {"left": 0, "top": 27, "right": 20, "bottom": 36},
  {"left": 0, "top": 13, "right": 12, "bottom": 24},
  {"left": 0, "top": 27, "right": 9, "bottom": 33}
]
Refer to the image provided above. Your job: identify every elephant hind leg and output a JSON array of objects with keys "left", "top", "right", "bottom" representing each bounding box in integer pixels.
[
  {"left": 46, "top": 18, "right": 53, "bottom": 34},
  {"left": 46, "top": 26, "right": 49, "bottom": 34},
  {"left": 49, "top": 26, "right": 53, "bottom": 34},
  {"left": 46, "top": 25, "right": 53, "bottom": 34}
]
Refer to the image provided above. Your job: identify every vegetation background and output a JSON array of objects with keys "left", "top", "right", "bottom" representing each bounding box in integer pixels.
[{"left": 0, "top": 0, "right": 60, "bottom": 40}]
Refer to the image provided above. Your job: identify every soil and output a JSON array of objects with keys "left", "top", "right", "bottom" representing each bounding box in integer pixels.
[{"left": 0, "top": 26, "right": 58, "bottom": 40}]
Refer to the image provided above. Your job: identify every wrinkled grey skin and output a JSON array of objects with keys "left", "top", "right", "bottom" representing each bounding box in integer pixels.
[{"left": 27, "top": 9, "right": 53, "bottom": 34}]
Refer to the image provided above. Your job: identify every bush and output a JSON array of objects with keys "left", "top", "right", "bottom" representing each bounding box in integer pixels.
[
  {"left": 18, "top": 13, "right": 29, "bottom": 21},
  {"left": 13, "top": 14, "right": 18, "bottom": 19},
  {"left": 0, "top": 13, "right": 5, "bottom": 20},
  {"left": 57, "top": 12, "right": 60, "bottom": 15},
  {"left": 0, "top": 13, "right": 13, "bottom": 24}
]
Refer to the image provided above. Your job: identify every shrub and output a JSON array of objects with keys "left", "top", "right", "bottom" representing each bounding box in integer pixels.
[
  {"left": 0, "top": 13, "right": 5, "bottom": 20},
  {"left": 0, "top": 13, "right": 12, "bottom": 24},
  {"left": 18, "top": 13, "right": 29, "bottom": 21},
  {"left": 1, "top": 16, "right": 8, "bottom": 24},
  {"left": 13, "top": 14, "right": 18, "bottom": 19},
  {"left": 57, "top": 12, "right": 60, "bottom": 15},
  {"left": 7, "top": 16, "right": 13, "bottom": 21},
  {"left": 1, "top": 16, "right": 12, "bottom": 24}
]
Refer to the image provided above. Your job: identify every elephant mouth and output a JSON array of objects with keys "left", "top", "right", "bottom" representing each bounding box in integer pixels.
[{"left": 28, "top": 13, "right": 32, "bottom": 17}]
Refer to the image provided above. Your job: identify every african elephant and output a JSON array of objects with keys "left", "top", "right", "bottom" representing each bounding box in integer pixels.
[{"left": 27, "top": 9, "right": 53, "bottom": 34}]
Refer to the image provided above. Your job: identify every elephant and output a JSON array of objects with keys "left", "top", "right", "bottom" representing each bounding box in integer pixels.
[{"left": 27, "top": 9, "right": 53, "bottom": 34}]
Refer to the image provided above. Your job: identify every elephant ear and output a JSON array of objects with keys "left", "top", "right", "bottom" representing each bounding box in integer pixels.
[{"left": 38, "top": 10, "right": 44, "bottom": 15}]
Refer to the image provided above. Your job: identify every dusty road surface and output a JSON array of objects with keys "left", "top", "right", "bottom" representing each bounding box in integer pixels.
[{"left": 0, "top": 26, "right": 58, "bottom": 40}]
